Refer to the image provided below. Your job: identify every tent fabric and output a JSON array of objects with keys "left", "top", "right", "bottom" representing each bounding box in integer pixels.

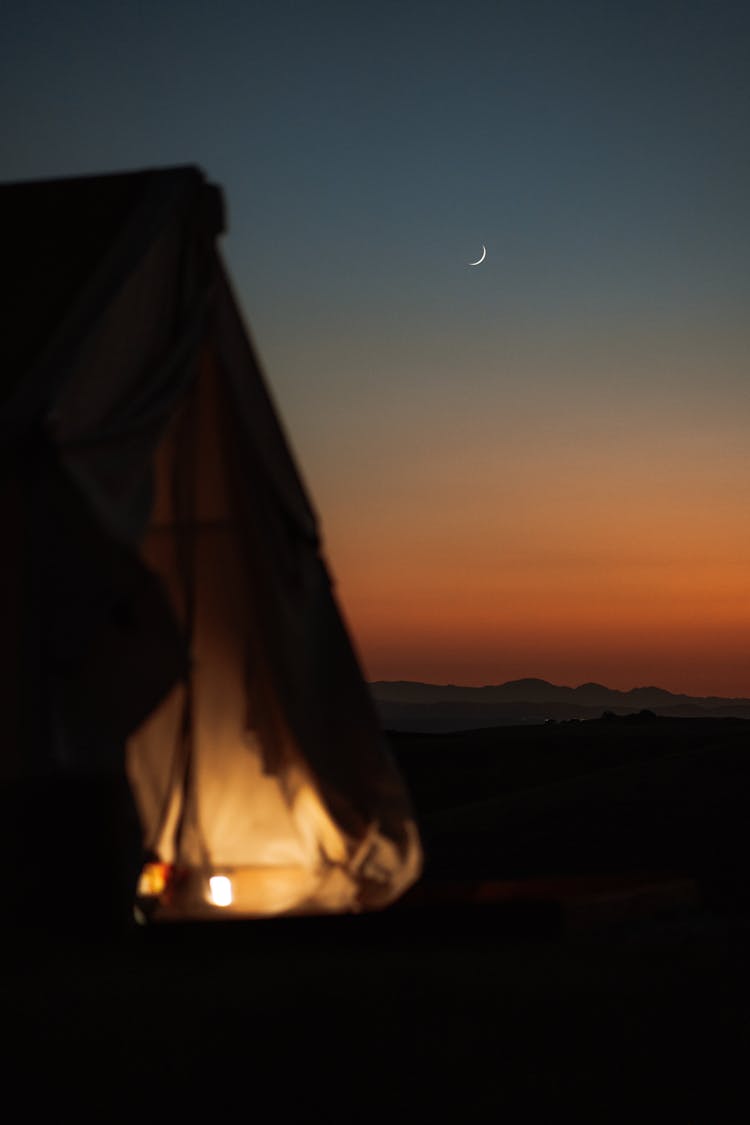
[{"left": 1, "top": 166, "right": 421, "bottom": 917}]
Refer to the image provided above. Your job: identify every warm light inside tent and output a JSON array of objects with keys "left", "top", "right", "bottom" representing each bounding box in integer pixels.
[
  {"left": 208, "top": 875, "right": 233, "bottom": 907},
  {"left": 291, "top": 779, "right": 349, "bottom": 865},
  {"left": 136, "top": 861, "right": 171, "bottom": 898},
  {"left": 124, "top": 343, "right": 422, "bottom": 921}
]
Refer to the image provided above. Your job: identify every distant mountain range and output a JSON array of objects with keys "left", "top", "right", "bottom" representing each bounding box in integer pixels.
[{"left": 370, "top": 678, "right": 750, "bottom": 732}]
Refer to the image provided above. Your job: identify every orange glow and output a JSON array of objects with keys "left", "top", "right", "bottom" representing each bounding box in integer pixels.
[
  {"left": 308, "top": 396, "right": 750, "bottom": 697},
  {"left": 126, "top": 352, "right": 422, "bottom": 923},
  {"left": 136, "top": 862, "right": 171, "bottom": 898},
  {"left": 290, "top": 777, "right": 350, "bottom": 866}
]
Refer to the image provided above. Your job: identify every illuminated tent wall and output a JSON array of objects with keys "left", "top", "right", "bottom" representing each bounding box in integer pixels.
[{"left": 0, "top": 167, "right": 421, "bottom": 920}]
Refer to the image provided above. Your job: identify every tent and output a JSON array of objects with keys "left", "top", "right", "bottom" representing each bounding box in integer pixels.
[{"left": 0, "top": 166, "right": 421, "bottom": 922}]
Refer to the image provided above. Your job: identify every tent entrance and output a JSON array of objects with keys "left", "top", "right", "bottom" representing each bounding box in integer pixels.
[{"left": 128, "top": 348, "right": 415, "bottom": 919}]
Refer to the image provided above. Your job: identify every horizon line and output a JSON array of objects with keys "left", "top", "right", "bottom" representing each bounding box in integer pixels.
[{"left": 368, "top": 677, "right": 750, "bottom": 699}]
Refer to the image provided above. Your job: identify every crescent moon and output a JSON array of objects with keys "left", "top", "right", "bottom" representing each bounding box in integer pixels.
[{"left": 469, "top": 244, "right": 486, "bottom": 266}]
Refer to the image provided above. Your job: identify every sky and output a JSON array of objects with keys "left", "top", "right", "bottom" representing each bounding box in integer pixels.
[{"left": 3, "top": 1, "right": 749, "bottom": 694}]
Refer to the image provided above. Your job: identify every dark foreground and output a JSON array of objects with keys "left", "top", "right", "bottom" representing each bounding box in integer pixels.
[
  {"left": 4, "top": 716, "right": 750, "bottom": 1121},
  {"left": 5, "top": 907, "right": 749, "bottom": 1122},
  {"left": 392, "top": 714, "right": 750, "bottom": 902}
]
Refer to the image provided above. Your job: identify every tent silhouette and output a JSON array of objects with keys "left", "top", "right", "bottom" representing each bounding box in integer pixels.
[{"left": 0, "top": 167, "right": 421, "bottom": 924}]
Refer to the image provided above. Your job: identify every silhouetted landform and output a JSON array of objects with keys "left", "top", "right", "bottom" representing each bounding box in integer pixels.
[
  {"left": 390, "top": 715, "right": 750, "bottom": 911},
  {"left": 371, "top": 677, "right": 750, "bottom": 731}
]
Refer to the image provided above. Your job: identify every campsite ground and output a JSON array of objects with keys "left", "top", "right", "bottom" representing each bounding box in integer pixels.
[
  {"left": 5, "top": 717, "right": 750, "bottom": 1121},
  {"left": 6, "top": 907, "right": 747, "bottom": 1121},
  {"left": 392, "top": 715, "right": 750, "bottom": 899}
]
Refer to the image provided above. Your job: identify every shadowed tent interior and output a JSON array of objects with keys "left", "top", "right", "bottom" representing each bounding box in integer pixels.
[{"left": 0, "top": 166, "right": 421, "bottom": 924}]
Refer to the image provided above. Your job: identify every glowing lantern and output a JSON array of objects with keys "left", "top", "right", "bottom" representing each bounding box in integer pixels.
[
  {"left": 136, "top": 861, "right": 171, "bottom": 898},
  {"left": 208, "top": 875, "right": 233, "bottom": 907}
]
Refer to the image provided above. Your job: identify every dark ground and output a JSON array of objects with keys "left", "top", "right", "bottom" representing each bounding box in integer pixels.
[
  {"left": 392, "top": 714, "right": 750, "bottom": 900},
  {"left": 4, "top": 716, "right": 750, "bottom": 1121}
]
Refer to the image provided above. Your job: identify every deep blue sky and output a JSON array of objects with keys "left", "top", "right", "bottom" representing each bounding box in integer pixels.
[{"left": 4, "top": 1, "right": 750, "bottom": 691}]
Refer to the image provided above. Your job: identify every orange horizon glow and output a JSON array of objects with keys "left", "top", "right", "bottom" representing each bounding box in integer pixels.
[
  {"left": 306, "top": 382, "right": 750, "bottom": 701},
  {"left": 332, "top": 563, "right": 750, "bottom": 699}
]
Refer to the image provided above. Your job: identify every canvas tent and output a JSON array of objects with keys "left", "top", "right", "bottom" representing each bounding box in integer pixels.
[{"left": 0, "top": 166, "right": 421, "bottom": 922}]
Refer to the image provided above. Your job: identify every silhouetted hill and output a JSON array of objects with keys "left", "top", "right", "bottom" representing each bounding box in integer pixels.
[
  {"left": 370, "top": 679, "right": 750, "bottom": 731},
  {"left": 386, "top": 716, "right": 750, "bottom": 924}
]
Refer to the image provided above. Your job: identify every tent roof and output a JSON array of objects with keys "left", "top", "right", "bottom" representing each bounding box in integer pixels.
[{"left": 0, "top": 166, "right": 224, "bottom": 430}]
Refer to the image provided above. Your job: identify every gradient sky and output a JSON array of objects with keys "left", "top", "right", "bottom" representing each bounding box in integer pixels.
[{"left": 3, "top": 1, "right": 749, "bottom": 694}]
